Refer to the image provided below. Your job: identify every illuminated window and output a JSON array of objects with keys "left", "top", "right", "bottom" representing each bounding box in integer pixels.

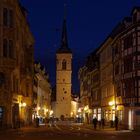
[{"left": 62, "top": 59, "right": 66, "bottom": 70}]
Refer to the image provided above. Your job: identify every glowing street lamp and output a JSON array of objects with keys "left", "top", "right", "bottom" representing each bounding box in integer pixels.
[
  {"left": 19, "top": 102, "right": 27, "bottom": 107},
  {"left": 44, "top": 108, "right": 48, "bottom": 113},
  {"left": 49, "top": 110, "right": 53, "bottom": 116},
  {"left": 37, "top": 107, "right": 41, "bottom": 110},
  {"left": 71, "top": 112, "right": 74, "bottom": 116},
  {"left": 109, "top": 101, "right": 114, "bottom": 106}
]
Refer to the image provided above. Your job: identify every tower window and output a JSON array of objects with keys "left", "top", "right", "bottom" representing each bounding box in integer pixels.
[{"left": 62, "top": 59, "right": 66, "bottom": 70}]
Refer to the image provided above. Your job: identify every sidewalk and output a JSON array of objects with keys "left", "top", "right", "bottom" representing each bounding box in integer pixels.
[{"left": 81, "top": 123, "right": 132, "bottom": 132}]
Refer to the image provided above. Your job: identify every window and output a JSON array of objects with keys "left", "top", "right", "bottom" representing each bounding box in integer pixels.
[
  {"left": 3, "top": 8, "right": 13, "bottom": 27},
  {"left": 9, "top": 10, "right": 13, "bottom": 27},
  {"left": 3, "top": 39, "right": 8, "bottom": 57},
  {"left": 3, "top": 8, "right": 8, "bottom": 26},
  {"left": 124, "top": 34, "right": 133, "bottom": 49},
  {"left": 0, "top": 107, "right": 3, "bottom": 119},
  {"left": 62, "top": 59, "right": 66, "bottom": 70},
  {"left": 3, "top": 39, "right": 14, "bottom": 58},
  {"left": 9, "top": 40, "right": 13, "bottom": 58},
  {"left": 124, "top": 57, "right": 133, "bottom": 73},
  {"left": 0, "top": 73, "right": 5, "bottom": 87},
  {"left": 124, "top": 79, "right": 134, "bottom": 98}
]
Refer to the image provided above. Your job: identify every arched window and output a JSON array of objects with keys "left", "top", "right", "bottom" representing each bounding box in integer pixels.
[{"left": 62, "top": 59, "right": 66, "bottom": 70}]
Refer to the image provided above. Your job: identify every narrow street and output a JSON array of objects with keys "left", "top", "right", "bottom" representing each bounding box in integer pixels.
[{"left": 0, "top": 124, "right": 139, "bottom": 140}]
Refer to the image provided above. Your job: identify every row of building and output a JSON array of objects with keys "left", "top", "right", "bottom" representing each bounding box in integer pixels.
[
  {"left": 0, "top": 0, "right": 51, "bottom": 128},
  {"left": 78, "top": 7, "right": 140, "bottom": 130}
]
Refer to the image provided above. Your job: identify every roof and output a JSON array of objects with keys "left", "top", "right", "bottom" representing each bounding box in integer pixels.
[{"left": 56, "top": 18, "right": 72, "bottom": 54}]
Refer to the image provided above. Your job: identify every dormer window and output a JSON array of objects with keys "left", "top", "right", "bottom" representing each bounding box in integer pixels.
[{"left": 62, "top": 59, "right": 66, "bottom": 70}]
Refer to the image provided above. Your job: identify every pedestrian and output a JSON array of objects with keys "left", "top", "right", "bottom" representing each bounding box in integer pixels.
[
  {"left": 115, "top": 116, "right": 118, "bottom": 130},
  {"left": 92, "top": 117, "right": 98, "bottom": 130},
  {"left": 36, "top": 117, "right": 39, "bottom": 127},
  {"left": 101, "top": 118, "right": 105, "bottom": 129}
]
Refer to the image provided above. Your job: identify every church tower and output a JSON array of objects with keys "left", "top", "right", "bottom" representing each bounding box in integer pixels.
[{"left": 55, "top": 14, "right": 72, "bottom": 118}]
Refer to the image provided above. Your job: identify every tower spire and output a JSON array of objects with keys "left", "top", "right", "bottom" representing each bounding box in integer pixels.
[
  {"left": 61, "top": 3, "right": 68, "bottom": 48},
  {"left": 56, "top": 4, "right": 71, "bottom": 54}
]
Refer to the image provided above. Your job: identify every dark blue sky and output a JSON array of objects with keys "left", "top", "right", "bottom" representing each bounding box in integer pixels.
[{"left": 20, "top": 0, "right": 140, "bottom": 93}]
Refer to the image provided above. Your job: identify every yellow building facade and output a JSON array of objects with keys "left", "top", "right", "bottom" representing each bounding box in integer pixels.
[
  {"left": 0, "top": 0, "right": 34, "bottom": 128},
  {"left": 33, "top": 63, "right": 52, "bottom": 124}
]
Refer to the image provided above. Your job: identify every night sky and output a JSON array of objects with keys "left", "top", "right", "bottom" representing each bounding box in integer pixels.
[{"left": 20, "top": 0, "right": 140, "bottom": 93}]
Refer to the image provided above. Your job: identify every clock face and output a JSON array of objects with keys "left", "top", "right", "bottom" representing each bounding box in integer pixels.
[{"left": 0, "top": 72, "right": 5, "bottom": 87}]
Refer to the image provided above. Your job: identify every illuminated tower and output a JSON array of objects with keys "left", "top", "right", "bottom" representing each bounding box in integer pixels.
[{"left": 55, "top": 15, "right": 72, "bottom": 118}]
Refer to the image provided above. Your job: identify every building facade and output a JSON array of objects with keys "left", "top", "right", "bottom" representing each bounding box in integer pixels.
[
  {"left": 78, "top": 50, "right": 100, "bottom": 123},
  {"left": 112, "top": 7, "right": 140, "bottom": 130},
  {"left": 78, "top": 66, "right": 90, "bottom": 123},
  {"left": 54, "top": 16, "right": 72, "bottom": 118},
  {"left": 78, "top": 7, "right": 140, "bottom": 129},
  {"left": 33, "top": 63, "right": 51, "bottom": 124},
  {"left": 0, "top": 0, "right": 34, "bottom": 128},
  {"left": 97, "top": 38, "right": 115, "bottom": 122}
]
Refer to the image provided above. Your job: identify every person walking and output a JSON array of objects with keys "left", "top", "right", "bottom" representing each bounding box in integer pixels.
[
  {"left": 92, "top": 117, "right": 98, "bottom": 130},
  {"left": 115, "top": 116, "right": 118, "bottom": 130},
  {"left": 36, "top": 117, "right": 39, "bottom": 127}
]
